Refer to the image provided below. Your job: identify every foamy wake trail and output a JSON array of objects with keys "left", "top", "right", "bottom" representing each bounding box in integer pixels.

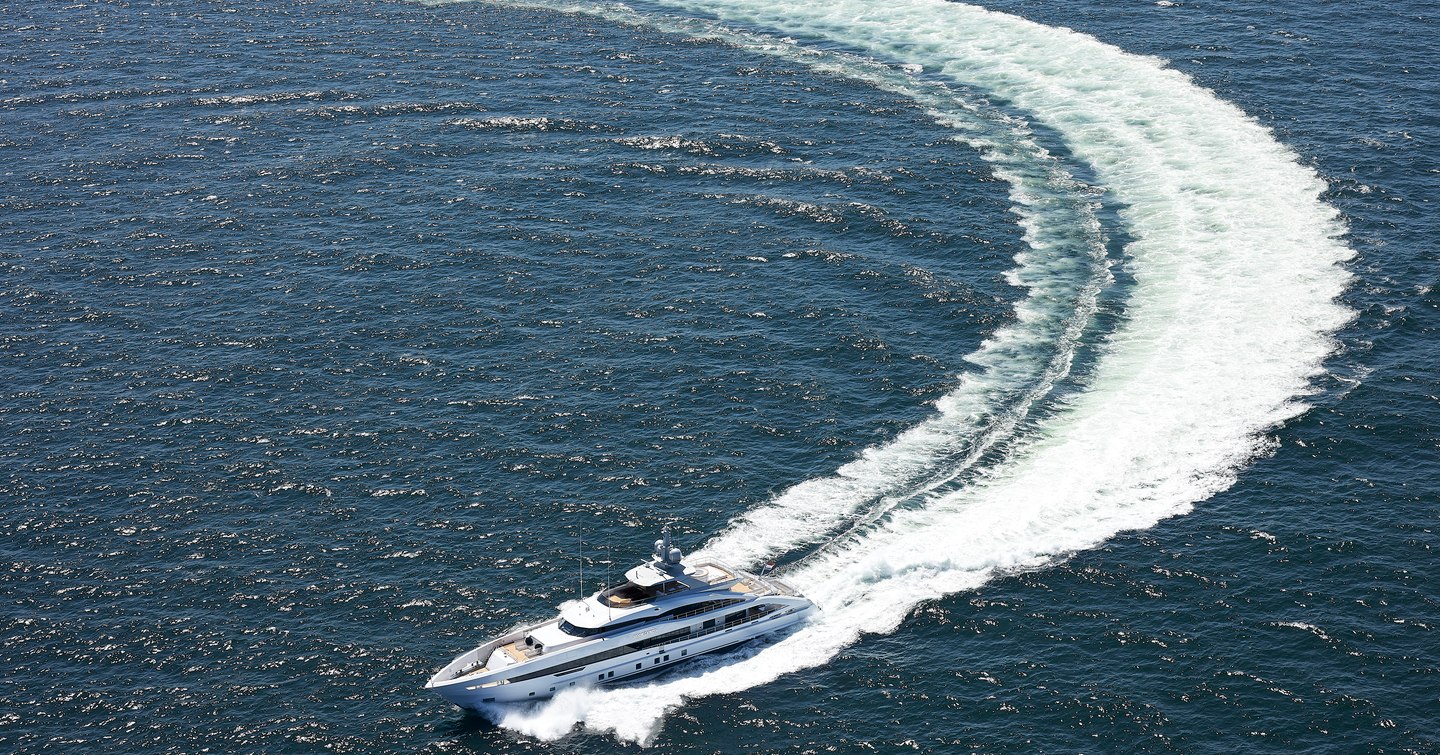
[
  {"left": 515, "top": 3, "right": 1117, "bottom": 571},
  {"left": 457, "top": 0, "right": 1354, "bottom": 744}
]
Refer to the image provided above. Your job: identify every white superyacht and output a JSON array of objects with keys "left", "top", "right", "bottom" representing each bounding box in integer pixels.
[{"left": 426, "top": 526, "right": 816, "bottom": 707}]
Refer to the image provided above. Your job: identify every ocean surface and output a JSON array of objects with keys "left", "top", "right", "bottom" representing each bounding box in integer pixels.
[{"left": 2, "top": 0, "right": 1436, "bottom": 752}]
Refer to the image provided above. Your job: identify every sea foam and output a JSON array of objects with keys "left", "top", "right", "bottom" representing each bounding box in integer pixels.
[{"left": 444, "top": 0, "right": 1353, "bottom": 743}]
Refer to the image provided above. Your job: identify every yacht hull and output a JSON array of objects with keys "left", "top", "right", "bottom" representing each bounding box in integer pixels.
[{"left": 428, "top": 601, "right": 815, "bottom": 707}]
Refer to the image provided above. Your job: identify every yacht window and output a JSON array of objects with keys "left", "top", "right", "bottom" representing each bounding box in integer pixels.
[
  {"left": 659, "top": 598, "right": 743, "bottom": 621},
  {"left": 560, "top": 615, "right": 654, "bottom": 637},
  {"left": 559, "top": 620, "right": 605, "bottom": 637},
  {"left": 505, "top": 628, "right": 694, "bottom": 684}
]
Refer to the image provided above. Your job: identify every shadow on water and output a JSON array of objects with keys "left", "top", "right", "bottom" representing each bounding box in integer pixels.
[
  {"left": 437, "top": 709, "right": 497, "bottom": 736},
  {"left": 437, "top": 706, "right": 642, "bottom": 753},
  {"left": 435, "top": 709, "right": 563, "bottom": 753},
  {"left": 438, "top": 709, "right": 504, "bottom": 739}
]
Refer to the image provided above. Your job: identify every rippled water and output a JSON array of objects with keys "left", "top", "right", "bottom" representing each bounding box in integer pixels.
[{"left": 1, "top": 0, "right": 1436, "bottom": 752}]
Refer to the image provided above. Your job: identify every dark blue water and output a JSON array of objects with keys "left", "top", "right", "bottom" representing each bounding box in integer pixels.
[{"left": 1, "top": 0, "right": 1435, "bottom": 752}]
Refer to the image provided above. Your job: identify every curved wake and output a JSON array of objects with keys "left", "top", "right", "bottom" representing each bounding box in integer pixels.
[{"left": 444, "top": 0, "right": 1355, "bottom": 744}]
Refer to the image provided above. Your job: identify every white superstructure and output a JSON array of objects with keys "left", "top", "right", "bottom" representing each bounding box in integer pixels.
[{"left": 426, "top": 526, "right": 816, "bottom": 707}]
